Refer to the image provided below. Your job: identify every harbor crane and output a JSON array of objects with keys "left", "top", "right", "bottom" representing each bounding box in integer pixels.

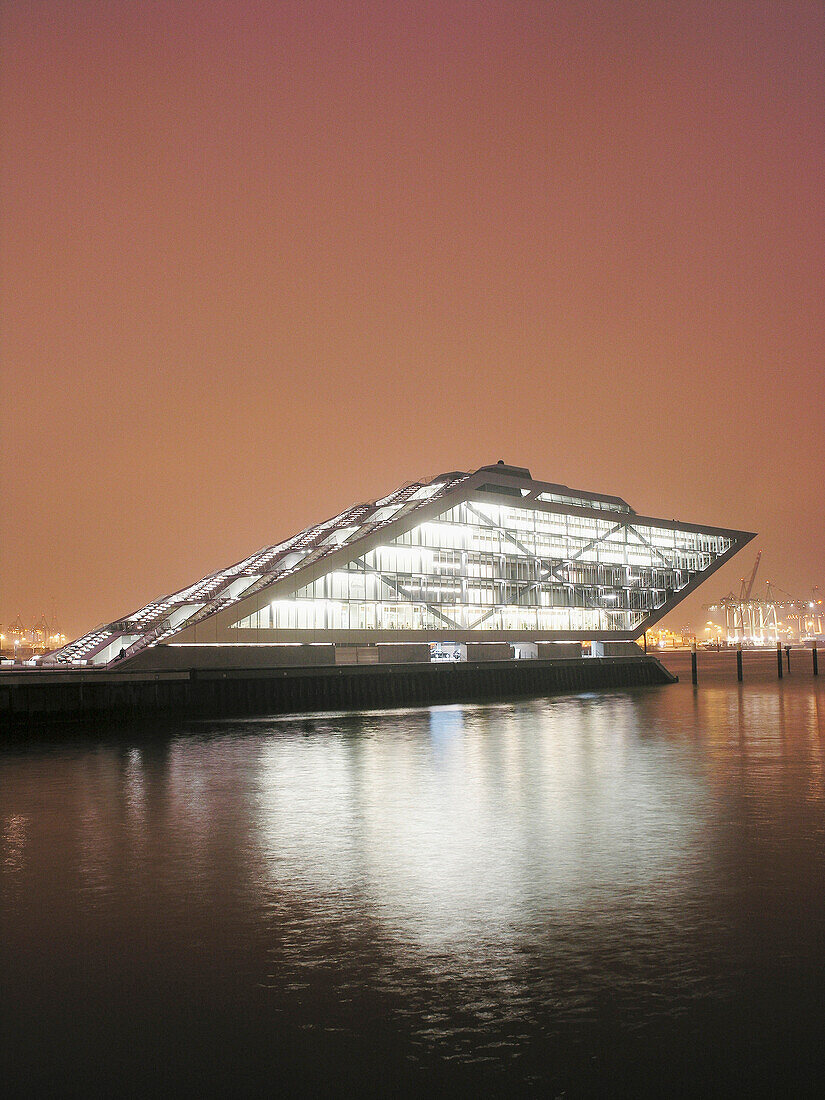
[
  {"left": 706, "top": 553, "right": 823, "bottom": 643},
  {"left": 705, "top": 550, "right": 778, "bottom": 643},
  {"left": 739, "top": 550, "right": 762, "bottom": 601}
]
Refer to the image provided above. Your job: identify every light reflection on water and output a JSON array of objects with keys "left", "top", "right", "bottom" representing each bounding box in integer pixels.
[
  {"left": 2, "top": 675, "right": 824, "bottom": 1092},
  {"left": 254, "top": 698, "right": 710, "bottom": 963}
]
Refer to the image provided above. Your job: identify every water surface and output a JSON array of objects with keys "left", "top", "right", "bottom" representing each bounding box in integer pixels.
[{"left": 2, "top": 665, "right": 824, "bottom": 1094}]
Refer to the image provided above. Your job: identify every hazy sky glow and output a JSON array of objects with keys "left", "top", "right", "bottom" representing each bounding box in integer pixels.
[{"left": 2, "top": 0, "right": 823, "bottom": 636}]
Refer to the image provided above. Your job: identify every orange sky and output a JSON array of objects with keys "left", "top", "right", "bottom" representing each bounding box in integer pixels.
[{"left": 2, "top": 0, "right": 823, "bottom": 638}]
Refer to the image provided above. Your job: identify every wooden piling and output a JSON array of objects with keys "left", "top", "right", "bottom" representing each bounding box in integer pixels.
[
  {"left": 736, "top": 645, "right": 743, "bottom": 682},
  {"left": 691, "top": 643, "right": 698, "bottom": 685},
  {"left": 777, "top": 643, "right": 783, "bottom": 679},
  {"left": 814, "top": 646, "right": 819, "bottom": 676}
]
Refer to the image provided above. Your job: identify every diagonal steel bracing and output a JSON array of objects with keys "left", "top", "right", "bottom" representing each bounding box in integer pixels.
[
  {"left": 350, "top": 557, "right": 463, "bottom": 631},
  {"left": 626, "top": 525, "right": 676, "bottom": 569},
  {"left": 464, "top": 504, "right": 627, "bottom": 629}
]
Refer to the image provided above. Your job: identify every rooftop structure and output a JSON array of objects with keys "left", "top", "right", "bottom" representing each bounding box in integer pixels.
[{"left": 42, "top": 462, "right": 754, "bottom": 669}]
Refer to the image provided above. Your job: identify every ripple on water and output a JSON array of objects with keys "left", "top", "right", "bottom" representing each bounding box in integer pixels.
[{"left": 1, "top": 678, "right": 824, "bottom": 1091}]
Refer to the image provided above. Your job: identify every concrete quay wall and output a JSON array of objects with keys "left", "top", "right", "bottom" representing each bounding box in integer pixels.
[{"left": 1, "top": 656, "right": 675, "bottom": 728}]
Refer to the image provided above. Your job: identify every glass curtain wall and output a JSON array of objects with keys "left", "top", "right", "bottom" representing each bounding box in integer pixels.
[{"left": 232, "top": 501, "right": 732, "bottom": 635}]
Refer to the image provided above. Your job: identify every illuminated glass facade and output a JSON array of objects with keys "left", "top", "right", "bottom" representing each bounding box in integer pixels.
[
  {"left": 43, "top": 463, "right": 754, "bottom": 668},
  {"left": 232, "top": 500, "right": 735, "bottom": 637}
]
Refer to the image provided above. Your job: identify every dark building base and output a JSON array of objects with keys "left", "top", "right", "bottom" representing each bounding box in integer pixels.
[{"left": 1, "top": 656, "right": 676, "bottom": 729}]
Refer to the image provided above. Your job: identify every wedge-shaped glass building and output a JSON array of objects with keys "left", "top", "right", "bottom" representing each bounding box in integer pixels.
[{"left": 44, "top": 463, "right": 754, "bottom": 669}]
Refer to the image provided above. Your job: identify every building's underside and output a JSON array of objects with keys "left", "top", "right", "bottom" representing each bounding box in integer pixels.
[{"left": 43, "top": 463, "right": 755, "bottom": 670}]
